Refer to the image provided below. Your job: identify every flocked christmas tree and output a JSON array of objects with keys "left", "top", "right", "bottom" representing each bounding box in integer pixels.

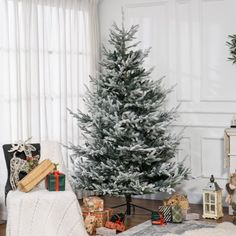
[
  {"left": 69, "top": 22, "right": 189, "bottom": 205},
  {"left": 227, "top": 34, "right": 236, "bottom": 64}
]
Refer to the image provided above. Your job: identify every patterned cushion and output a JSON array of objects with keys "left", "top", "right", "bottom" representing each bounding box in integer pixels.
[
  {"left": 171, "top": 205, "right": 183, "bottom": 223},
  {"left": 158, "top": 205, "right": 172, "bottom": 222}
]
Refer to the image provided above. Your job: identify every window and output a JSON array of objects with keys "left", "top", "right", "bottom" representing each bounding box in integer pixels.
[{"left": 0, "top": 0, "right": 99, "bottom": 146}]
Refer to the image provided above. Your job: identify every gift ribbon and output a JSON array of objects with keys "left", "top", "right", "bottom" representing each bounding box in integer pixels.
[
  {"left": 83, "top": 209, "right": 112, "bottom": 219},
  {"left": 53, "top": 171, "right": 60, "bottom": 191}
]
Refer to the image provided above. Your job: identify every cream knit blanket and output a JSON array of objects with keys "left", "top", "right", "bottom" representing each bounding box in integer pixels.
[{"left": 6, "top": 189, "right": 88, "bottom": 236}]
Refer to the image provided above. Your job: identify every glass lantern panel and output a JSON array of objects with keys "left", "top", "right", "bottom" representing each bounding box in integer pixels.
[
  {"left": 211, "top": 205, "right": 215, "bottom": 213},
  {"left": 205, "top": 204, "right": 210, "bottom": 213},
  {"left": 205, "top": 193, "right": 210, "bottom": 203},
  {"left": 210, "top": 193, "right": 215, "bottom": 204}
]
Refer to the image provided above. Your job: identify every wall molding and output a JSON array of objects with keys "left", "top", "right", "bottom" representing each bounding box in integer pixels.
[
  {"left": 199, "top": 0, "right": 236, "bottom": 102},
  {"left": 175, "top": 0, "right": 193, "bottom": 102},
  {"left": 178, "top": 111, "right": 236, "bottom": 115},
  {"left": 202, "top": 0, "right": 224, "bottom": 2},
  {"left": 200, "top": 99, "right": 236, "bottom": 103},
  {"left": 172, "top": 124, "right": 227, "bottom": 129},
  {"left": 200, "top": 137, "right": 227, "bottom": 180},
  {"left": 177, "top": 136, "right": 192, "bottom": 169}
]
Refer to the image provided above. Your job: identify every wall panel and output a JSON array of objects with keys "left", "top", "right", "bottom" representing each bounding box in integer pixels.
[
  {"left": 201, "top": 137, "right": 227, "bottom": 179},
  {"left": 200, "top": 0, "right": 236, "bottom": 101},
  {"left": 99, "top": 0, "right": 236, "bottom": 203},
  {"left": 175, "top": 0, "right": 192, "bottom": 101},
  {"left": 125, "top": 1, "right": 169, "bottom": 80}
]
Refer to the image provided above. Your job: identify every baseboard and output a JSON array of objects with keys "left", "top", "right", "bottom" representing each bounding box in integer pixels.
[
  {"left": 133, "top": 192, "right": 202, "bottom": 204},
  {"left": 133, "top": 192, "right": 228, "bottom": 207}
]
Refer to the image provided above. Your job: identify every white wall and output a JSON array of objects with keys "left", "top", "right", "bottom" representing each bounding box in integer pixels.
[{"left": 99, "top": 0, "right": 236, "bottom": 204}]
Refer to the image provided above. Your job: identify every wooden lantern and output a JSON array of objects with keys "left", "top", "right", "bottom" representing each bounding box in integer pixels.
[{"left": 202, "top": 175, "right": 223, "bottom": 219}]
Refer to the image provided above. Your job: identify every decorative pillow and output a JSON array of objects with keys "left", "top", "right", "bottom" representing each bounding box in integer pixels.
[{"left": 2, "top": 143, "right": 40, "bottom": 199}]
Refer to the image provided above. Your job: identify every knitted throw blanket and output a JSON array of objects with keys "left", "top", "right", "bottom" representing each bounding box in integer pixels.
[{"left": 6, "top": 189, "right": 88, "bottom": 236}]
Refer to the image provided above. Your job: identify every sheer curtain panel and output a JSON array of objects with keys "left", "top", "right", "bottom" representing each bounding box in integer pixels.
[{"left": 0, "top": 0, "right": 100, "bottom": 220}]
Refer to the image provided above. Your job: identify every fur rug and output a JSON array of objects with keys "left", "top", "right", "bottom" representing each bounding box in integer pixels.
[
  {"left": 119, "top": 220, "right": 216, "bottom": 236},
  {"left": 164, "top": 222, "right": 236, "bottom": 236}
]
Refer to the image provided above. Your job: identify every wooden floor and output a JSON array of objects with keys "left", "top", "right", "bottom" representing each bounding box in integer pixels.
[
  {"left": 0, "top": 196, "right": 233, "bottom": 236},
  {"left": 0, "top": 224, "right": 5, "bottom": 236},
  {"left": 102, "top": 196, "right": 232, "bottom": 226}
]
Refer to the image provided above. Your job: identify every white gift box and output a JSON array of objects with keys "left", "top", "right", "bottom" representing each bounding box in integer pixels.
[
  {"left": 183, "top": 213, "right": 200, "bottom": 221},
  {"left": 96, "top": 227, "right": 116, "bottom": 236}
]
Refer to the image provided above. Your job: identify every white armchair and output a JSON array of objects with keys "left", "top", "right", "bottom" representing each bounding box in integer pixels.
[{"left": 4, "top": 141, "right": 88, "bottom": 236}]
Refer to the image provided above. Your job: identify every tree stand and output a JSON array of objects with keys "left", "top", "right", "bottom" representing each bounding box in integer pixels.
[{"left": 111, "top": 195, "right": 153, "bottom": 215}]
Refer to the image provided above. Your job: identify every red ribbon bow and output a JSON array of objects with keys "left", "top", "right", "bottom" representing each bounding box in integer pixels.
[{"left": 53, "top": 171, "right": 60, "bottom": 191}]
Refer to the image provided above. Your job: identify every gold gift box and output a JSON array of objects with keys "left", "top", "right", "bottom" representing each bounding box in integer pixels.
[
  {"left": 18, "top": 159, "right": 55, "bottom": 192},
  {"left": 163, "top": 193, "right": 189, "bottom": 210},
  {"left": 83, "top": 196, "right": 104, "bottom": 212},
  {"left": 82, "top": 207, "right": 113, "bottom": 228}
]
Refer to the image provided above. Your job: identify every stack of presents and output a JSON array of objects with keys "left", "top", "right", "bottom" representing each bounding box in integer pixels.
[
  {"left": 6, "top": 140, "right": 66, "bottom": 193},
  {"left": 152, "top": 194, "right": 199, "bottom": 225},
  {"left": 82, "top": 193, "right": 200, "bottom": 235},
  {"left": 18, "top": 159, "right": 66, "bottom": 192},
  {"left": 82, "top": 196, "right": 125, "bottom": 235}
]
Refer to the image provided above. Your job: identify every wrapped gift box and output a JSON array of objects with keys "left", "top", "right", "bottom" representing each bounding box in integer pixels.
[
  {"left": 158, "top": 206, "right": 172, "bottom": 222},
  {"left": 105, "top": 221, "right": 125, "bottom": 232},
  {"left": 181, "top": 208, "right": 188, "bottom": 219},
  {"left": 183, "top": 213, "right": 200, "bottom": 221},
  {"left": 164, "top": 193, "right": 189, "bottom": 210},
  {"left": 171, "top": 205, "right": 183, "bottom": 223},
  {"left": 82, "top": 208, "right": 113, "bottom": 228},
  {"left": 83, "top": 196, "right": 104, "bottom": 212},
  {"left": 96, "top": 227, "right": 116, "bottom": 236},
  {"left": 45, "top": 171, "right": 65, "bottom": 191},
  {"left": 84, "top": 214, "right": 96, "bottom": 234},
  {"left": 110, "top": 213, "right": 125, "bottom": 223},
  {"left": 151, "top": 211, "right": 166, "bottom": 225},
  {"left": 18, "top": 159, "right": 55, "bottom": 192}
]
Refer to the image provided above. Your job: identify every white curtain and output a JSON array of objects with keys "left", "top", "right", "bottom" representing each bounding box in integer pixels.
[{"left": 0, "top": 0, "right": 100, "bottom": 220}]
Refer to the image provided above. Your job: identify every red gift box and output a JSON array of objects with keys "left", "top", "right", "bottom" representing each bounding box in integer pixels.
[{"left": 105, "top": 221, "right": 125, "bottom": 232}]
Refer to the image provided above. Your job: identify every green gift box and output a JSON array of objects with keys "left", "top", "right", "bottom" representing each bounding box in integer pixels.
[
  {"left": 45, "top": 171, "right": 65, "bottom": 191},
  {"left": 171, "top": 205, "right": 183, "bottom": 223}
]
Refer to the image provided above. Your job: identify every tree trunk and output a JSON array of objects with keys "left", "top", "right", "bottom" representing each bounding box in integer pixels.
[{"left": 125, "top": 194, "right": 132, "bottom": 215}]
